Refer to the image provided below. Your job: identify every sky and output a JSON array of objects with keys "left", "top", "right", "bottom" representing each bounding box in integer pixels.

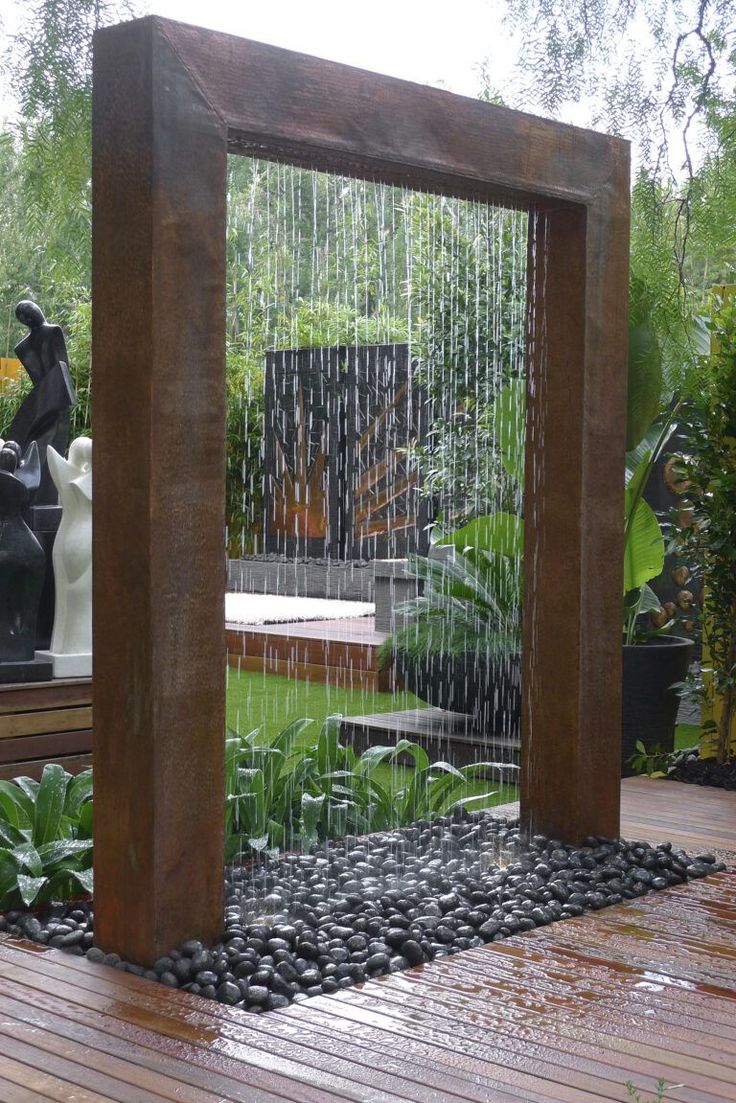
[
  {"left": 0, "top": 0, "right": 697, "bottom": 176},
  {"left": 148, "top": 0, "right": 513, "bottom": 98},
  {"left": 0, "top": 0, "right": 517, "bottom": 122}
]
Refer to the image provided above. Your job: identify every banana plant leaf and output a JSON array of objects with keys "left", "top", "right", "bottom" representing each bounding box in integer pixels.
[{"left": 624, "top": 491, "right": 665, "bottom": 593}]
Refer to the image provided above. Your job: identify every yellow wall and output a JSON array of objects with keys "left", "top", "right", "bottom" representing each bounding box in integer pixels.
[{"left": 0, "top": 357, "right": 22, "bottom": 387}]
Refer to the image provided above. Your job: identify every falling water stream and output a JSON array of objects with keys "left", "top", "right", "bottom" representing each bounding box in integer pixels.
[{"left": 224, "top": 158, "right": 528, "bottom": 922}]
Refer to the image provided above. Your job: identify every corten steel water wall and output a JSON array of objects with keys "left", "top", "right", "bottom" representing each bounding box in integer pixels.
[{"left": 92, "top": 16, "right": 630, "bottom": 963}]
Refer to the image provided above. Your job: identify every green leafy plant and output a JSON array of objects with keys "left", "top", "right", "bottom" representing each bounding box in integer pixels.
[
  {"left": 0, "top": 765, "right": 93, "bottom": 910},
  {"left": 380, "top": 512, "right": 523, "bottom": 669},
  {"left": 382, "top": 377, "right": 524, "bottom": 670},
  {"left": 624, "top": 1078, "right": 681, "bottom": 1102},
  {"left": 225, "top": 715, "right": 505, "bottom": 860},
  {"left": 672, "top": 292, "right": 736, "bottom": 763},
  {"left": 627, "top": 740, "right": 673, "bottom": 778}
]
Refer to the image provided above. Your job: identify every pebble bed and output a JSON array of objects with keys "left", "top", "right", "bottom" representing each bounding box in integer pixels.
[
  {"left": 669, "top": 746, "right": 736, "bottom": 790},
  {"left": 0, "top": 809, "right": 725, "bottom": 1014}
]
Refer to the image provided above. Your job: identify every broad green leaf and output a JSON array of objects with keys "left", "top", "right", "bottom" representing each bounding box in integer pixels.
[
  {"left": 67, "top": 867, "right": 94, "bottom": 895},
  {"left": 247, "top": 834, "right": 270, "bottom": 852},
  {"left": 17, "top": 873, "right": 47, "bottom": 907},
  {"left": 627, "top": 312, "right": 663, "bottom": 451},
  {"left": 13, "top": 841, "right": 43, "bottom": 877},
  {"left": 299, "top": 793, "right": 325, "bottom": 851},
  {"left": 437, "top": 512, "right": 524, "bottom": 561},
  {"left": 77, "top": 801, "right": 93, "bottom": 839},
  {"left": 354, "top": 740, "right": 427, "bottom": 777},
  {"left": 495, "top": 378, "right": 525, "bottom": 484},
  {"left": 317, "top": 714, "right": 342, "bottom": 777},
  {"left": 271, "top": 717, "right": 314, "bottom": 756},
  {"left": 33, "top": 764, "right": 68, "bottom": 847},
  {"left": 0, "top": 780, "right": 34, "bottom": 828},
  {"left": 623, "top": 496, "right": 665, "bottom": 593},
  {"left": 62, "top": 770, "right": 93, "bottom": 820},
  {"left": 637, "top": 582, "right": 664, "bottom": 615},
  {"left": 13, "top": 777, "right": 40, "bottom": 804},
  {"left": 0, "top": 849, "right": 18, "bottom": 896},
  {"left": 0, "top": 820, "right": 23, "bottom": 848},
  {"left": 38, "top": 839, "right": 93, "bottom": 867},
  {"left": 235, "top": 769, "right": 266, "bottom": 835},
  {"left": 447, "top": 791, "right": 498, "bottom": 812}
]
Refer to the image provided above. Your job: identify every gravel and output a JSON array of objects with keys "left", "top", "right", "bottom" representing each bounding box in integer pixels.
[
  {"left": 668, "top": 746, "right": 736, "bottom": 790},
  {"left": 0, "top": 809, "right": 725, "bottom": 1014}
]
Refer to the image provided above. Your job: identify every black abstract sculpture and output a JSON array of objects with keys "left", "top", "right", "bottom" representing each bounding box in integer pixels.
[
  {"left": 0, "top": 441, "right": 52, "bottom": 682},
  {"left": 11, "top": 300, "right": 77, "bottom": 505},
  {"left": 7, "top": 301, "right": 77, "bottom": 651}
]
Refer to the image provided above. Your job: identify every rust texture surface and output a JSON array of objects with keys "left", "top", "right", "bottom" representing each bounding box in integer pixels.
[
  {"left": 91, "top": 13, "right": 629, "bottom": 962},
  {"left": 0, "top": 780, "right": 734, "bottom": 1102},
  {"left": 92, "top": 19, "right": 227, "bottom": 963}
]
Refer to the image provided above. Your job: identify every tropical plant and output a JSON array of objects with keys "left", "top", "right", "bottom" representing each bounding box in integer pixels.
[
  {"left": 225, "top": 715, "right": 504, "bottom": 860},
  {"left": 380, "top": 512, "right": 523, "bottom": 669},
  {"left": 0, "top": 764, "right": 93, "bottom": 909},
  {"left": 622, "top": 278, "right": 707, "bottom": 643},
  {"left": 382, "top": 376, "right": 525, "bottom": 667},
  {"left": 671, "top": 292, "right": 736, "bottom": 764}
]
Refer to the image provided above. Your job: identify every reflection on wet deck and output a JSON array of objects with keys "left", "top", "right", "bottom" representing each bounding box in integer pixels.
[{"left": 0, "top": 777, "right": 734, "bottom": 1102}]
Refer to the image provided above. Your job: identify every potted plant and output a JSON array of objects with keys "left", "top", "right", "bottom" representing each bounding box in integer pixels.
[{"left": 380, "top": 511, "right": 523, "bottom": 738}]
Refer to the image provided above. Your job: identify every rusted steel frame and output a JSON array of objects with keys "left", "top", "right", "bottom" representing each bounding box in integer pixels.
[
  {"left": 92, "top": 20, "right": 227, "bottom": 964},
  {"left": 91, "top": 15, "right": 629, "bottom": 963},
  {"left": 522, "top": 202, "right": 629, "bottom": 842}
]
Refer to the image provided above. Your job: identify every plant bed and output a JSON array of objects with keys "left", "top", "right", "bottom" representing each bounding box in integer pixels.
[
  {"left": 0, "top": 808, "right": 723, "bottom": 1014},
  {"left": 667, "top": 745, "right": 736, "bottom": 790}
]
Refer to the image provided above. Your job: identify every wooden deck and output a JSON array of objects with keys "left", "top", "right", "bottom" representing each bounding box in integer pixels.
[{"left": 0, "top": 777, "right": 734, "bottom": 1102}]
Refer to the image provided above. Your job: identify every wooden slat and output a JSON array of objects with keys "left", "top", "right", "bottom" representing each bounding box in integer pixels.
[
  {"left": 0, "top": 707, "right": 93, "bottom": 740},
  {"left": 0, "top": 728, "right": 92, "bottom": 766},
  {"left": 0, "top": 752, "right": 92, "bottom": 782},
  {"left": 0, "top": 679, "right": 92, "bottom": 715}
]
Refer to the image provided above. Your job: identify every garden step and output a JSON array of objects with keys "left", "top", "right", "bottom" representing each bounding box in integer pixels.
[{"left": 340, "top": 707, "right": 520, "bottom": 770}]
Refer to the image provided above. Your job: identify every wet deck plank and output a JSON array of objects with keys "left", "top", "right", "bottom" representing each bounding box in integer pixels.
[{"left": 0, "top": 778, "right": 734, "bottom": 1102}]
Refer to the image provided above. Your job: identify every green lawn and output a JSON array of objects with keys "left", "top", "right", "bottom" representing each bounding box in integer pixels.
[
  {"left": 225, "top": 667, "right": 519, "bottom": 810},
  {"left": 225, "top": 670, "right": 698, "bottom": 814}
]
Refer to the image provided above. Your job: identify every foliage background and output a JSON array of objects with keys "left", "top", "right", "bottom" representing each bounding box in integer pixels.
[{"left": 2, "top": 0, "right": 734, "bottom": 555}]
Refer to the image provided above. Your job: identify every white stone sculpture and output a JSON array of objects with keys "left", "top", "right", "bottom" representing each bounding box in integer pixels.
[{"left": 38, "top": 437, "right": 93, "bottom": 678}]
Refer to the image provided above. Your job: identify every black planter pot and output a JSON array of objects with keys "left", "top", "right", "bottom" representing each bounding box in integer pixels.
[
  {"left": 396, "top": 650, "right": 521, "bottom": 738},
  {"left": 621, "top": 635, "right": 694, "bottom": 776}
]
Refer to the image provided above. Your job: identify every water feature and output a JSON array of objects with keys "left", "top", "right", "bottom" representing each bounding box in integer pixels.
[{"left": 225, "top": 158, "right": 528, "bottom": 883}]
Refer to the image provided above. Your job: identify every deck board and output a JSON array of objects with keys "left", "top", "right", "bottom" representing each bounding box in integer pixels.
[{"left": 0, "top": 777, "right": 734, "bottom": 1102}]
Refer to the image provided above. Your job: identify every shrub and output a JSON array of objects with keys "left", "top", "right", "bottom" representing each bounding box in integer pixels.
[
  {"left": 0, "top": 765, "right": 93, "bottom": 910},
  {"left": 225, "top": 715, "right": 507, "bottom": 860}
]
